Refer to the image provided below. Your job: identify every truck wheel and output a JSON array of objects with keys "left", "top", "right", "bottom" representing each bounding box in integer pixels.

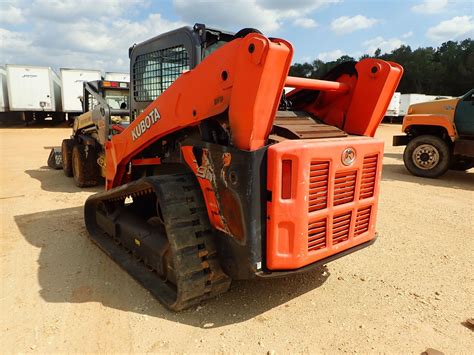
[
  {"left": 403, "top": 135, "right": 450, "bottom": 178},
  {"left": 72, "top": 143, "right": 99, "bottom": 187},
  {"left": 61, "top": 139, "right": 74, "bottom": 177}
]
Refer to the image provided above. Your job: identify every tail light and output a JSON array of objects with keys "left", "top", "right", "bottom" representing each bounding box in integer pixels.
[{"left": 281, "top": 160, "right": 292, "bottom": 199}]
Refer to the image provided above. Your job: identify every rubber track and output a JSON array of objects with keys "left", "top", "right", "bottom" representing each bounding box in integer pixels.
[{"left": 84, "top": 173, "right": 231, "bottom": 311}]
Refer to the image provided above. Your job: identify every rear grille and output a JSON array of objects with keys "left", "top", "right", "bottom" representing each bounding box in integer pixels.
[
  {"left": 308, "top": 161, "right": 329, "bottom": 212},
  {"left": 332, "top": 211, "right": 351, "bottom": 244},
  {"left": 355, "top": 206, "right": 371, "bottom": 236},
  {"left": 333, "top": 170, "right": 357, "bottom": 206},
  {"left": 360, "top": 154, "right": 378, "bottom": 199},
  {"left": 306, "top": 152, "right": 377, "bottom": 251},
  {"left": 308, "top": 218, "right": 327, "bottom": 251}
]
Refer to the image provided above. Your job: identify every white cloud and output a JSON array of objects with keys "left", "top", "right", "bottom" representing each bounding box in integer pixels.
[
  {"left": 317, "top": 49, "right": 344, "bottom": 61},
  {"left": 0, "top": 28, "right": 31, "bottom": 58},
  {"left": 0, "top": 4, "right": 25, "bottom": 24},
  {"left": 427, "top": 16, "right": 474, "bottom": 42},
  {"left": 402, "top": 31, "right": 413, "bottom": 39},
  {"left": 173, "top": 0, "right": 279, "bottom": 32},
  {"left": 0, "top": 0, "right": 344, "bottom": 71},
  {"left": 363, "top": 36, "right": 404, "bottom": 55},
  {"left": 258, "top": 0, "right": 340, "bottom": 11},
  {"left": 30, "top": 0, "right": 146, "bottom": 22},
  {"left": 173, "top": 0, "right": 339, "bottom": 33},
  {"left": 293, "top": 18, "right": 318, "bottom": 28},
  {"left": 257, "top": 0, "right": 340, "bottom": 18},
  {"left": 331, "top": 15, "right": 379, "bottom": 34},
  {"left": 412, "top": 0, "right": 448, "bottom": 14},
  {"left": 0, "top": 12, "right": 184, "bottom": 71}
]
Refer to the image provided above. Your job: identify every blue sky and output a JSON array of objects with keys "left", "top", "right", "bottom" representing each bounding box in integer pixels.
[{"left": 0, "top": 0, "right": 473, "bottom": 72}]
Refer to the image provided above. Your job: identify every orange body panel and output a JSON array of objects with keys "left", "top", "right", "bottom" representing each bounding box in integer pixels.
[
  {"left": 402, "top": 114, "right": 456, "bottom": 139},
  {"left": 266, "top": 137, "right": 384, "bottom": 270},
  {"left": 229, "top": 37, "right": 294, "bottom": 150},
  {"left": 344, "top": 61, "right": 403, "bottom": 136},
  {"left": 104, "top": 34, "right": 293, "bottom": 189}
]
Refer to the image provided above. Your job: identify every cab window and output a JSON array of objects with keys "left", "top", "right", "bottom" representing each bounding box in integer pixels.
[
  {"left": 133, "top": 45, "right": 189, "bottom": 102},
  {"left": 104, "top": 89, "right": 129, "bottom": 110}
]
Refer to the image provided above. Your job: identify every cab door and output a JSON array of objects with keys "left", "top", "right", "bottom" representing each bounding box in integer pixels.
[{"left": 454, "top": 89, "right": 474, "bottom": 137}]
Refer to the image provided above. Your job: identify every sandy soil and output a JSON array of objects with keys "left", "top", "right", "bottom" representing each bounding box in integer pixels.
[{"left": 1, "top": 123, "right": 473, "bottom": 353}]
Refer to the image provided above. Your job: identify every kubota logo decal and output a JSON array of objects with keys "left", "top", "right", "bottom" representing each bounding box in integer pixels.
[
  {"left": 341, "top": 147, "right": 356, "bottom": 166},
  {"left": 131, "top": 108, "right": 161, "bottom": 141}
]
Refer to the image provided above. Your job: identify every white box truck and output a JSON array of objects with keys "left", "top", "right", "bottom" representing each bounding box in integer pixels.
[
  {"left": 6, "top": 64, "right": 63, "bottom": 122},
  {"left": 60, "top": 68, "right": 102, "bottom": 117},
  {"left": 104, "top": 72, "right": 130, "bottom": 82}
]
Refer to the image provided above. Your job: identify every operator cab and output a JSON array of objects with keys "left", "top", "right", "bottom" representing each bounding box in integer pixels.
[
  {"left": 128, "top": 24, "right": 235, "bottom": 119},
  {"left": 83, "top": 80, "right": 130, "bottom": 118},
  {"left": 81, "top": 80, "right": 131, "bottom": 144}
]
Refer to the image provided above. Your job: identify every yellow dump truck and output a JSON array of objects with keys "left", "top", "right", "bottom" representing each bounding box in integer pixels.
[{"left": 393, "top": 89, "right": 474, "bottom": 178}]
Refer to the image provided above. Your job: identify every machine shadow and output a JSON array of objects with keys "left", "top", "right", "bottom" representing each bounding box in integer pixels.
[
  {"left": 382, "top": 162, "right": 474, "bottom": 191},
  {"left": 25, "top": 167, "right": 103, "bottom": 193},
  {"left": 383, "top": 152, "right": 403, "bottom": 161},
  {"left": 15, "top": 206, "right": 330, "bottom": 328}
]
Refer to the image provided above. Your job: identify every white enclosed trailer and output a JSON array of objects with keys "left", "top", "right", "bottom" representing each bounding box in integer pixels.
[
  {"left": 0, "top": 67, "right": 8, "bottom": 112},
  {"left": 399, "top": 94, "right": 439, "bottom": 116},
  {"left": 60, "top": 68, "right": 102, "bottom": 114},
  {"left": 104, "top": 72, "right": 130, "bottom": 82},
  {"left": 6, "top": 64, "right": 63, "bottom": 121},
  {"left": 385, "top": 92, "right": 400, "bottom": 117}
]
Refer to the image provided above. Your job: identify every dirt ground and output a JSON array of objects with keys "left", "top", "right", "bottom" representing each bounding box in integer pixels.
[{"left": 0, "top": 123, "right": 473, "bottom": 353}]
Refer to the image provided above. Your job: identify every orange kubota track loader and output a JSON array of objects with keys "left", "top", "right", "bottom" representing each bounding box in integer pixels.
[{"left": 84, "top": 24, "right": 403, "bottom": 310}]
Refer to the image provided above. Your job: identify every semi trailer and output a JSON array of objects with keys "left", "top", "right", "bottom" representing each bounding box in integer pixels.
[
  {"left": 5, "top": 64, "right": 64, "bottom": 122},
  {"left": 104, "top": 72, "right": 130, "bottom": 82},
  {"left": 60, "top": 68, "right": 102, "bottom": 118},
  {"left": 0, "top": 67, "right": 8, "bottom": 112}
]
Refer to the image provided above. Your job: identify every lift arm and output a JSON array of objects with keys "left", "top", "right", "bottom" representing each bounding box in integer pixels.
[{"left": 104, "top": 33, "right": 293, "bottom": 189}]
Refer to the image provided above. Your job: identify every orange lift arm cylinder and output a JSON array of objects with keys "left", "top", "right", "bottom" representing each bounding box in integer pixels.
[{"left": 285, "top": 76, "right": 350, "bottom": 93}]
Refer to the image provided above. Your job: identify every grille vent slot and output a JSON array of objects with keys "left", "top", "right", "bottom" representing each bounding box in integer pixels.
[
  {"left": 355, "top": 206, "right": 371, "bottom": 236},
  {"left": 308, "top": 161, "right": 329, "bottom": 212},
  {"left": 333, "top": 170, "right": 357, "bottom": 206},
  {"left": 360, "top": 154, "right": 378, "bottom": 199},
  {"left": 332, "top": 211, "right": 352, "bottom": 244},
  {"left": 308, "top": 218, "right": 327, "bottom": 251}
]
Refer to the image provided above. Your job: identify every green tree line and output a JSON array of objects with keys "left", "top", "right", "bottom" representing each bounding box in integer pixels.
[{"left": 289, "top": 39, "right": 473, "bottom": 97}]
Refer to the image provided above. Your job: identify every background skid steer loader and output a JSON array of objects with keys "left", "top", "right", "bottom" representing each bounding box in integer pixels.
[{"left": 48, "top": 80, "right": 130, "bottom": 187}]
